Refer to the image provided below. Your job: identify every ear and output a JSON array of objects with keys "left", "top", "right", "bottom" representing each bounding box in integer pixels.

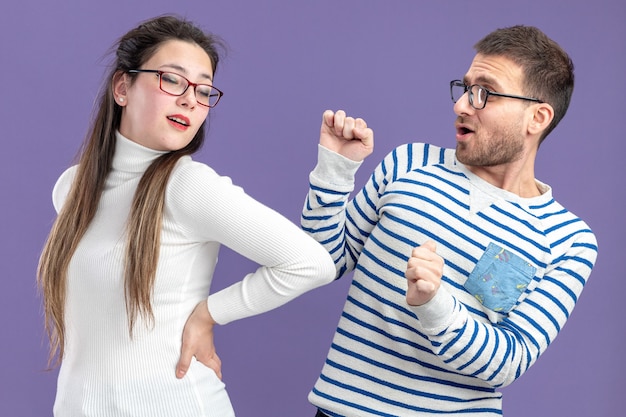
[
  {"left": 112, "top": 71, "right": 128, "bottom": 106},
  {"left": 527, "top": 102, "right": 554, "bottom": 136}
]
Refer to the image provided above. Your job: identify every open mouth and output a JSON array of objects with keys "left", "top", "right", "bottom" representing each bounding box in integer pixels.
[{"left": 167, "top": 116, "right": 189, "bottom": 127}]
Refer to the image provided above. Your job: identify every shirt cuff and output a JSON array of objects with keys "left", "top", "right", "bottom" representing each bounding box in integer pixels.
[
  {"left": 310, "top": 145, "right": 362, "bottom": 189},
  {"left": 408, "top": 286, "right": 456, "bottom": 333}
]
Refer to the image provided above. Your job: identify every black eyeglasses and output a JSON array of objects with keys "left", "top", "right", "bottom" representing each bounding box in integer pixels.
[
  {"left": 450, "top": 80, "right": 542, "bottom": 110},
  {"left": 127, "top": 69, "right": 223, "bottom": 108}
]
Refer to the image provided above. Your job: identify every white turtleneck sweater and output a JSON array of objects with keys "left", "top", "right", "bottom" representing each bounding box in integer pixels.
[{"left": 50, "top": 132, "right": 335, "bottom": 416}]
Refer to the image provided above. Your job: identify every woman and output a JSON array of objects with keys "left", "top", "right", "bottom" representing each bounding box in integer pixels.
[{"left": 38, "top": 15, "right": 335, "bottom": 416}]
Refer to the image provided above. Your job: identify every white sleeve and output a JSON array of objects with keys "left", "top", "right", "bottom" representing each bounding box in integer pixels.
[
  {"left": 166, "top": 160, "right": 336, "bottom": 325},
  {"left": 51, "top": 165, "right": 78, "bottom": 213}
]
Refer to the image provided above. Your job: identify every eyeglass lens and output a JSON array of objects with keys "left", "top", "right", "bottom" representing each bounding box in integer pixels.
[
  {"left": 450, "top": 82, "right": 487, "bottom": 109},
  {"left": 159, "top": 72, "right": 220, "bottom": 107}
]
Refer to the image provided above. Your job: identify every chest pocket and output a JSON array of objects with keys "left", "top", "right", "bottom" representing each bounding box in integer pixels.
[{"left": 464, "top": 242, "right": 536, "bottom": 313}]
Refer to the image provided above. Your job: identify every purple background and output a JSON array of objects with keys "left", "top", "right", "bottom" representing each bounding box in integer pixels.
[{"left": 1, "top": 1, "right": 624, "bottom": 416}]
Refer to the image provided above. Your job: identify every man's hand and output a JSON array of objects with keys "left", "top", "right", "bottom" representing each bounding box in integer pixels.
[
  {"left": 176, "top": 300, "right": 222, "bottom": 380},
  {"left": 405, "top": 241, "right": 444, "bottom": 306},
  {"left": 320, "top": 109, "right": 374, "bottom": 162}
]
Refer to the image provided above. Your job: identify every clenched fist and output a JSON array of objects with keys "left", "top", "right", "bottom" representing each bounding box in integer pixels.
[
  {"left": 319, "top": 109, "right": 374, "bottom": 162},
  {"left": 405, "top": 240, "right": 443, "bottom": 306}
]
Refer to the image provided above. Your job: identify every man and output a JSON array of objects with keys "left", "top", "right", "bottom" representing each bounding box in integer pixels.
[{"left": 302, "top": 25, "right": 598, "bottom": 416}]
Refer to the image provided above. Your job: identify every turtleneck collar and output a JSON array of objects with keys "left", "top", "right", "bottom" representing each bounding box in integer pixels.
[{"left": 112, "top": 131, "right": 169, "bottom": 174}]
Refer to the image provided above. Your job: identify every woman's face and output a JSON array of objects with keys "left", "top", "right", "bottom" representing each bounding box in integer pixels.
[{"left": 115, "top": 39, "right": 215, "bottom": 151}]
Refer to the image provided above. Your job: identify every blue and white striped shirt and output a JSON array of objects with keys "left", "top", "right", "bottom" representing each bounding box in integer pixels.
[{"left": 302, "top": 143, "right": 597, "bottom": 416}]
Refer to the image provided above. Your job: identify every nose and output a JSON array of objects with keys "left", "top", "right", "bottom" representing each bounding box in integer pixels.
[
  {"left": 177, "top": 86, "right": 197, "bottom": 109},
  {"left": 453, "top": 90, "right": 473, "bottom": 116}
]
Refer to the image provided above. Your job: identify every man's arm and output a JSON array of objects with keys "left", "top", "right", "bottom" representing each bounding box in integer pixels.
[
  {"left": 406, "top": 231, "right": 597, "bottom": 388},
  {"left": 301, "top": 110, "right": 375, "bottom": 277}
]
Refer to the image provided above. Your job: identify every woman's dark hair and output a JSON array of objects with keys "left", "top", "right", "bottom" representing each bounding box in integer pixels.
[{"left": 38, "top": 15, "right": 226, "bottom": 365}]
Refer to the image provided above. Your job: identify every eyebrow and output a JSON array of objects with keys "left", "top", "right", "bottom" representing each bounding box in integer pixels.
[
  {"left": 159, "top": 64, "right": 213, "bottom": 82},
  {"left": 463, "top": 74, "right": 501, "bottom": 90}
]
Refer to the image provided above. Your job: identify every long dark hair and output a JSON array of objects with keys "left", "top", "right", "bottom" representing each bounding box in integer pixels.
[{"left": 38, "top": 15, "right": 226, "bottom": 365}]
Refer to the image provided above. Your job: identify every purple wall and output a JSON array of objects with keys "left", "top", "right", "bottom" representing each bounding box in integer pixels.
[{"left": 1, "top": 1, "right": 623, "bottom": 416}]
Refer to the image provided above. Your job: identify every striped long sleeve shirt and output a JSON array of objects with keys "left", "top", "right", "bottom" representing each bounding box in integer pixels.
[{"left": 302, "top": 143, "right": 597, "bottom": 416}]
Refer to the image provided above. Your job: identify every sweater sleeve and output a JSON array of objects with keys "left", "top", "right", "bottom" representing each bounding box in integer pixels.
[
  {"left": 301, "top": 145, "right": 365, "bottom": 278},
  {"left": 165, "top": 159, "right": 336, "bottom": 325},
  {"left": 301, "top": 143, "right": 437, "bottom": 278},
  {"left": 409, "top": 227, "right": 597, "bottom": 388},
  {"left": 51, "top": 165, "right": 78, "bottom": 213}
]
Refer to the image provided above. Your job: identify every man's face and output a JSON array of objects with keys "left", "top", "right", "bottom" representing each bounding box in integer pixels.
[{"left": 453, "top": 54, "right": 532, "bottom": 167}]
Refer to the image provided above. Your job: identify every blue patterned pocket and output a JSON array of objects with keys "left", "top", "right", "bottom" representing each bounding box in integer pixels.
[{"left": 464, "top": 243, "right": 536, "bottom": 313}]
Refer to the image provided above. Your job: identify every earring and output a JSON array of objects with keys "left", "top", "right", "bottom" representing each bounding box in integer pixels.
[{"left": 119, "top": 97, "right": 125, "bottom": 102}]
